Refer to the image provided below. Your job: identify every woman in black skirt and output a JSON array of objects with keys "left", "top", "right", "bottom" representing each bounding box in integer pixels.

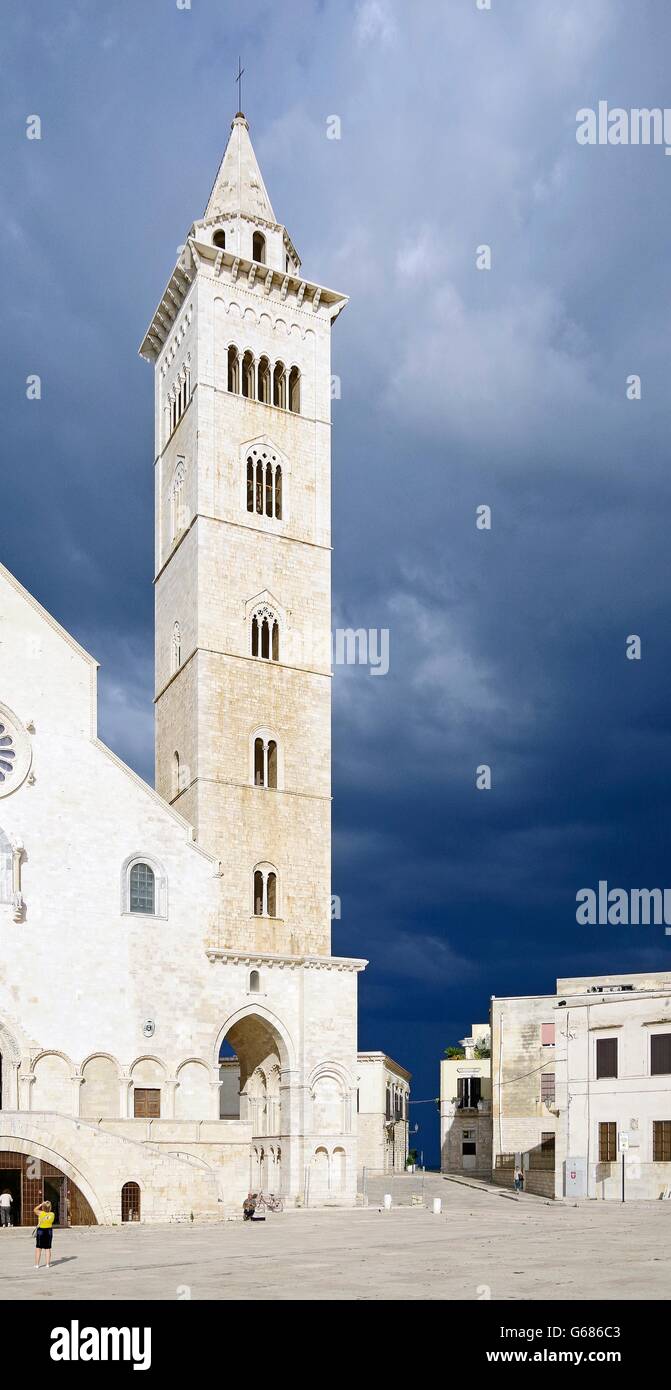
[{"left": 34, "top": 1200, "right": 55, "bottom": 1269}]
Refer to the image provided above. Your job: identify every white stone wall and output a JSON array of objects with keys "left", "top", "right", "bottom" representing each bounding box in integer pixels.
[
  {"left": 154, "top": 264, "right": 336, "bottom": 961},
  {"left": 490, "top": 995, "right": 558, "bottom": 1176},
  {"left": 0, "top": 563, "right": 363, "bottom": 1215},
  {"left": 554, "top": 973, "right": 671, "bottom": 1200},
  {"left": 440, "top": 1055, "right": 492, "bottom": 1177},
  {"left": 356, "top": 1053, "right": 411, "bottom": 1175},
  {"left": 0, "top": 119, "right": 367, "bottom": 1223},
  {"left": 0, "top": 1112, "right": 222, "bottom": 1223}
]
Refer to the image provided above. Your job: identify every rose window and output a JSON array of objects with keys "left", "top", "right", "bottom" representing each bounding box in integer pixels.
[
  {"left": 0, "top": 704, "right": 32, "bottom": 798},
  {"left": 0, "top": 723, "right": 16, "bottom": 785}
]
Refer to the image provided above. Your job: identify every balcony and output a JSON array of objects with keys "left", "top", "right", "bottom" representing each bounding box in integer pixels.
[{"left": 451, "top": 1099, "right": 491, "bottom": 1115}]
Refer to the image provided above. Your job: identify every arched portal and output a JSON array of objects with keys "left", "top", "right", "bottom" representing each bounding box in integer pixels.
[
  {"left": 0, "top": 1150, "right": 97, "bottom": 1226},
  {"left": 216, "top": 1011, "right": 288, "bottom": 1145}
]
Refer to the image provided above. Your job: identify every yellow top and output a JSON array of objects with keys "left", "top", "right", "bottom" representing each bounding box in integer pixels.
[{"left": 37, "top": 1211, "right": 55, "bottom": 1229}]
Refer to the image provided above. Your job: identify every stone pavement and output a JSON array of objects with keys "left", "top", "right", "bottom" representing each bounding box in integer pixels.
[{"left": 0, "top": 1173, "right": 668, "bottom": 1301}]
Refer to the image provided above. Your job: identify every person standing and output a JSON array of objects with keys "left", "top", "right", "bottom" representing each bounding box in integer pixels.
[
  {"left": 34, "top": 1201, "right": 55, "bottom": 1269},
  {"left": 0, "top": 1190, "right": 13, "bottom": 1227}
]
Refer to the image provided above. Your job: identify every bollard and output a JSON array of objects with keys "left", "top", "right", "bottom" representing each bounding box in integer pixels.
[
  {"left": 432, "top": 1197, "right": 442, "bottom": 1215},
  {"left": 383, "top": 1193, "right": 392, "bottom": 1210}
]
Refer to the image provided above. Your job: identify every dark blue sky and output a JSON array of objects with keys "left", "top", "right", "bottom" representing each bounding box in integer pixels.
[{"left": 3, "top": 0, "right": 671, "bottom": 1164}]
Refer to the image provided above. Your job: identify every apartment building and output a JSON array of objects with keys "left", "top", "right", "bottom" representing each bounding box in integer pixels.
[
  {"left": 554, "top": 972, "right": 671, "bottom": 1200},
  {"left": 356, "top": 1052, "right": 411, "bottom": 1175},
  {"left": 491, "top": 972, "right": 671, "bottom": 1199},
  {"left": 440, "top": 1023, "right": 492, "bottom": 1177}
]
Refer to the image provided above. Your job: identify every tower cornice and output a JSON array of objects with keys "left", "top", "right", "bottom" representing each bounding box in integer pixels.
[{"left": 139, "top": 239, "right": 347, "bottom": 363}]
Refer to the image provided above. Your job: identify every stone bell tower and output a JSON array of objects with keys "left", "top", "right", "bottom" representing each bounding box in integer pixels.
[{"left": 140, "top": 112, "right": 347, "bottom": 959}]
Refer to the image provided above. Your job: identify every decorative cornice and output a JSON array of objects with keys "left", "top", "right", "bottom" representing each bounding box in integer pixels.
[
  {"left": 205, "top": 947, "right": 367, "bottom": 973},
  {"left": 139, "top": 239, "right": 347, "bottom": 363}
]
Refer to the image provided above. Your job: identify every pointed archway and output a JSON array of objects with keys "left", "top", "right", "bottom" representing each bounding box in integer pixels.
[{"left": 215, "top": 1008, "right": 294, "bottom": 1195}]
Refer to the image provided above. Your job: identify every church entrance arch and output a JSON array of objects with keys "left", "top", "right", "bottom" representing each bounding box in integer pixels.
[{"left": 216, "top": 1010, "right": 288, "bottom": 1155}]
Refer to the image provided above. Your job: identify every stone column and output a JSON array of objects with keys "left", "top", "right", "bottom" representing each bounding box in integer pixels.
[
  {"left": 71, "top": 1073, "right": 84, "bottom": 1118},
  {"left": 163, "top": 1079, "right": 177, "bottom": 1119},
  {"left": 279, "top": 1067, "right": 303, "bottom": 1200},
  {"left": 19, "top": 1071, "right": 35, "bottom": 1110},
  {"left": 120, "top": 1074, "right": 132, "bottom": 1119},
  {"left": 210, "top": 1077, "right": 222, "bottom": 1121}
]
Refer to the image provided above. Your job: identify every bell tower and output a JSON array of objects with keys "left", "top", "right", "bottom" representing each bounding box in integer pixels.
[{"left": 140, "top": 113, "right": 347, "bottom": 958}]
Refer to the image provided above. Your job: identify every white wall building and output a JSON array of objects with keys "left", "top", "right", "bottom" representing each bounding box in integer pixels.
[
  {"left": 440, "top": 1023, "right": 492, "bottom": 1177},
  {"left": 491, "top": 972, "right": 671, "bottom": 1200},
  {"left": 554, "top": 972, "right": 671, "bottom": 1200},
  {"left": 356, "top": 1053, "right": 411, "bottom": 1175},
  {"left": 0, "top": 111, "right": 372, "bottom": 1224}
]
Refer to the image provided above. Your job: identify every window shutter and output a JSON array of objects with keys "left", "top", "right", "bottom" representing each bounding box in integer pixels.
[
  {"left": 651, "top": 1034, "right": 671, "bottom": 1076},
  {"left": 541, "top": 1023, "right": 555, "bottom": 1046},
  {"left": 596, "top": 1038, "right": 618, "bottom": 1079},
  {"left": 599, "top": 1121, "right": 617, "bottom": 1162},
  {"left": 653, "top": 1120, "right": 671, "bottom": 1161}
]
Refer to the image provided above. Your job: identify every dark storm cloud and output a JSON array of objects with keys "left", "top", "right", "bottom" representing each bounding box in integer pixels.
[{"left": 3, "top": 0, "right": 671, "bottom": 1155}]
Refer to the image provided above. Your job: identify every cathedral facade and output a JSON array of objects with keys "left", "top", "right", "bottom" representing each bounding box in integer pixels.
[{"left": 0, "top": 114, "right": 365, "bottom": 1224}]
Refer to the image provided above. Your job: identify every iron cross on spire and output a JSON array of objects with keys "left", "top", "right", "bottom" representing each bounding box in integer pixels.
[{"left": 235, "top": 57, "right": 245, "bottom": 113}]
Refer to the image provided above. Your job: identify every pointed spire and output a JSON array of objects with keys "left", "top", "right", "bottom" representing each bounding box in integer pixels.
[{"left": 204, "top": 114, "right": 276, "bottom": 223}]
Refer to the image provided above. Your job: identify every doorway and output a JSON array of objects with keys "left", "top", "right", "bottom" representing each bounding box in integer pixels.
[
  {"left": 0, "top": 1168, "right": 21, "bottom": 1226},
  {"left": 43, "top": 1175, "right": 64, "bottom": 1226},
  {"left": 0, "top": 1151, "right": 97, "bottom": 1225}
]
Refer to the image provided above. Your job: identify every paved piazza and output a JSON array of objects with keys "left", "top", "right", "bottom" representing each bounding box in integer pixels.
[{"left": 0, "top": 1176, "right": 668, "bottom": 1301}]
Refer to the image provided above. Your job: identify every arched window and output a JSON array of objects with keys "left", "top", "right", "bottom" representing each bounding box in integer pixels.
[
  {"left": 245, "top": 449, "right": 283, "bottom": 521},
  {"left": 212, "top": 228, "right": 226, "bottom": 249},
  {"left": 172, "top": 621, "right": 181, "bottom": 673},
  {"left": 252, "top": 735, "right": 278, "bottom": 789},
  {"left": 258, "top": 356, "right": 271, "bottom": 404},
  {"left": 288, "top": 366, "right": 301, "bottom": 414},
  {"left": 170, "top": 460, "right": 186, "bottom": 542},
  {"left": 168, "top": 368, "right": 190, "bottom": 434},
  {"left": 253, "top": 865, "right": 279, "bottom": 918},
  {"left": 173, "top": 751, "right": 180, "bottom": 798},
  {"left": 273, "top": 361, "right": 286, "bottom": 410},
  {"left": 129, "top": 862, "right": 155, "bottom": 915},
  {"left": 252, "top": 231, "right": 266, "bottom": 264},
  {"left": 267, "top": 740, "right": 277, "bottom": 788},
  {"left": 122, "top": 856, "right": 167, "bottom": 918},
  {"left": 254, "top": 737, "right": 264, "bottom": 786},
  {"left": 227, "top": 345, "right": 240, "bottom": 394},
  {"left": 254, "top": 870, "right": 264, "bottom": 916},
  {"left": 242, "top": 350, "right": 255, "bottom": 399},
  {"left": 121, "top": 1182, "right": 141, "bottom": 1223},
  {"left": 251, "top": 605, "right": 279, "bottom": 662},
  {"left": 249, "top": 969, "right": 261, "bottom": 993},
  {"left": 0, "top": 828, "right": 11, "bottom": 904}
]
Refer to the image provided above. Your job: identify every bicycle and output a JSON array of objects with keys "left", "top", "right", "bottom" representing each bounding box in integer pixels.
[{"left": 256, "top": 1192, "right": 284, "bottom": 1213}]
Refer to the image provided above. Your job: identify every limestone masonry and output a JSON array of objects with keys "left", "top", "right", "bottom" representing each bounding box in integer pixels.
[{"left": 0, "top": 113, "right": 402, "bottom": 1224}]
